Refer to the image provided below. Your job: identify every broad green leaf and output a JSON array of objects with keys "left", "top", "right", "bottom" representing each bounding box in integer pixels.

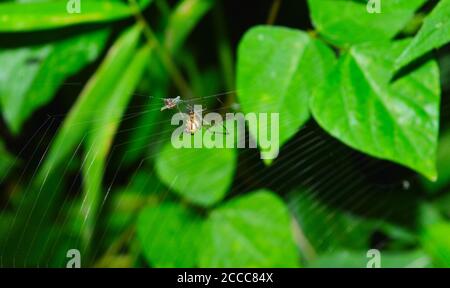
[
  {"left": 397, "top": 0, "right": 450, "bottom": 68},
  {"left": 199, "top": 190, "right": 300, "bottom": 267},
  {"left": 0, "top": 0, "right": 152, "bottom": 32},
  {"left": 81, "top": 45, "right": 151, "bottom": 246},
  {"left": 155, "top": 134, "right": 236, "bottom": 207},
  {"left": 164, "top": 0, "right": 214, "bottom": 53},
  {"left": 0, "top": 29, "right": 109, "bottom": 133},
  {"left": 310, "top": 40, "right": 440, "bottom": 180},
  {"left": 422, "top": 130, "right": 450, "bottom": 193},
  {"left": 309, "top": 250, "right": 432, "bottom": 268},
  {"left": 307, "top": 0, "right": 426, "bottom": 46},
  {"left": 137, "top": 202, "right": 204, "bottom": 268},
  {"left": 37, "top": 25, "right": 141, "bottom": 183},
  {"left": 237, "top": 26, "right": 336, "bottom": 163},
  {"left": 421, "top": 222, "right": 450, "bottom": 267},
  {"left": 122, "top": 56, "right": 167, "bottom": 166}
]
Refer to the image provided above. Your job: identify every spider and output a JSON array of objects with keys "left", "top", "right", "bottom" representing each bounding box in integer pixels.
[
  {"left": 185, "top": 106, "right": 203, "bottom": 134},
  {"left": 184, "top": 105, "right": 228, "bottom": 135}
]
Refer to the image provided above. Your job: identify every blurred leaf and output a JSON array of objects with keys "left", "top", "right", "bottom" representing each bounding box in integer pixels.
[
  {"left": 121, "top": 95, "right": 163, "bottom": 166},
  {"left": 377, "top": 222, "right": 418, "bottom": 247},
  {"left": 155, "top": 137, "right": 236, "bottom": 207},
  {"left": 94, "top": 255, "right": 134, "bottom": 268},
  {"left": 433, "top": 193, "right": 450, "bottom": 218},
  {"left": 0, "top": 0, "right": 152, "bottom": 32},
  {"left": 38, "top": 25, "right": 141, "bottom": 183},
  {"left": 289, "top": 190, "right": 377, "bottom": 253},
  {"left": 137, "top": 202, "right": 204, "bottom": 267},
  {"left": 81, "top": 44, "right": 151, "bottom": 247},
  {"left": 121, "top": 56, "right": 167, "bottom": 166},
  {"left": 164, "top": 0, "right": 214, "bottom": 53},
  {"left": 0, "top": 29, "right": 109, "bottom": 133},
  {"left": 422, "top": 131, "right": 450, "bottom": 193},
  {"left": 309, "top": 250, "right": 432, "bottom": 268},
  {"left": 397, "top": 0, "right": 450, "bottom": 68},
  {"left": 199, "top": 190, "right": 300, "bottom": 267},
  {"left": 307, "top": 0, "right": 426, "bottom": 46},
  {"left": 124, "top": 0, "right": 212, "bottom": 165},
  {"left": 421, "top": 222, "right": 450, "bottom": 267},
  {"left": 310, "top": 39, "right": 440, "bottom": 180},
  {"left": 0, "top": 140, "right": 15, "bottom": 181},
  {"left": 99, "top": 171, "right": 163, "bottom": 254},
  {"left": 419, "top": 203, "right": 444, "bottom": 228},
  {"left": 237, "top": 26, "right": 336, "bottom": 163}
]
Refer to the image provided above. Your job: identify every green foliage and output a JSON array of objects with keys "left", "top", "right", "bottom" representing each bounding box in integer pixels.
[
  {"left": 82, "top": 44, "right": 152, "bottom": 246},
  {"left": 310, "top": 40, "right": 440, "bottom": 180},
  {"left": 165, "top": 0, "right": 214, "bottom": 53},
  {"left": 199, "top": 191, "right": 299, "bottom": 268},
  {"left": 422, "top": 130, "right": 450, "bottom": 193},
  {"left": 307, "top": 0, "right": 426, "bottom": 46},
  {"left": 421, "top": 222, "right": 450, "bottom": 267},
  {"left": 138, "top": 202, "right": 204, "bottom": 267},
  {"left": 136, "top": 190, "right": 299, "bottom": 268},
  {"left": 38, "top": 25, "right": 142, "bottom": 183},
  {"left": 0, "top": 141, "right": 15, "bottom": 181},
  {"left": 237, "top": 26, "right": 335, "bottom": 162},
  {"left": 397, "top": 0, "right": 450, "bottom": 68},
  {"left": 0, "top": 0, "right": 449, "bottom": 268},
  {"left": 290, "top": 190, "right": 376, "bottom": 253},
  {"left": 0, "top": 0, "right": 151, "bottom": 32},
  {"left": 0, "top": 29, "right": 109, "bottom": 133},
  {"left": 309, "top": 250, "right": 431, "bottom": 268},
  {"left": 155, "top": 138, "right": 237, "bottom": 206}
]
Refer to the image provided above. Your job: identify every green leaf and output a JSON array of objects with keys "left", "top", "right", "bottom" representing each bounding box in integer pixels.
[
  {"left": 422, "top": 130, "right": 450, "bottom": 193},
  {"left": 309, "top": 250, "right": 432, "bottom": 268},
  {"left": 137, "top": 202, "right": 204, "bottom": 268},
  {"left": 155, "top": 136, "right": 236, "bottom": 207},
  {"left": 123, "top": 0, "right": 212, "bottom": 166},
  {"left": 421, "top": 222, "right": 450, "bottom": 267},
  {"left": 81, "top": 45, "right": 151, "bottom": 246},
  {"left": 37, "top": 25, "right": 141, "bottom": 183},
  {"left": 164, "top": 0, "right": 214, "bottom": 53},
  {"left": 310, "top": 39, "right": 440, "bottom": 180},
  {"left": 397, "top": 0, "right": 450, "bottom": 68},
  {"left": 0, "top": 29, "right": 109, "bottom": 133},
  {"left": 237, "top": 26, "right": 336, "bottom": 163},
  {"left": 434, "top": 193, "right": 450, "bottom": 219},
  {"left": 289, "top": 190, "right": 377, "bottom": 253},
  {"left": 307, "top": 0, "right": 426, "bottom": 46},
  {"left": 122, "top": 56, "right": 167, "bottom": 166},
  {"left": 199, "top": 190, "right": 300, "bottom": 267},
  {"left": 0, "top": 140, "right": 16, "bottom": 182},
  {"left": 0, "top": 0, "right": 152, "bottom": 32}
]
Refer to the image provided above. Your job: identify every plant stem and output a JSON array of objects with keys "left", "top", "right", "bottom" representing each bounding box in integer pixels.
[
  {"left": 213, "top": 1, "right": 236, "bottom": 110},
  {"left": 291, "top": 216, "right": 317, "bottom": 263},
  {"left": 267, "top": 0, "right": 282, "bottom": 25},
  {"left": 128, "top": 0, "right": 193, "bottom": 97}
]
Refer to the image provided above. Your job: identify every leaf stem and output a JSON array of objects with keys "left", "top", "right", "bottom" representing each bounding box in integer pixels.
[
  {"left": 128, "top": 0, "right": 193, "bottom": 97},
  {"left": 266, "top": 0, "right": 282, "bottom": 25}
]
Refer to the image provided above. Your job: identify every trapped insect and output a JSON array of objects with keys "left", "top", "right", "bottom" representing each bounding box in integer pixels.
[
  {"left": 157, "top": 95, "right": 228, "bottom": 135},
  {"left": 160, "top": 96, "right": 182, "bottom": 111}
]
